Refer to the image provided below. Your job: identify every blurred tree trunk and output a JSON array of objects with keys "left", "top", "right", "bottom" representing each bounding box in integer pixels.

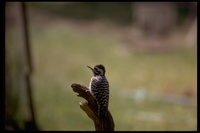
[
  {"left": 186, "top": 17, "right": 197, "bottom": 47},
  {"left": 5, "top": 2, "right": 37, "bottom": 130},
  {"left": 133, "top": 2, "right": 177, "bottom": 36},
  {"left": 185, "top": 2, "right": 197, "bottom": 47}
]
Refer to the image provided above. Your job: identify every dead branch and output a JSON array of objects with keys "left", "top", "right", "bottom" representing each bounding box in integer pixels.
[{"left": 71, "top": 83, "right": 114, "bottom": 131}]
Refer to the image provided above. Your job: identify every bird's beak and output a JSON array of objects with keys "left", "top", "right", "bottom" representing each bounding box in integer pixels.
[{"left": 87, "top": 66, "right": 94, "bottom": 71}]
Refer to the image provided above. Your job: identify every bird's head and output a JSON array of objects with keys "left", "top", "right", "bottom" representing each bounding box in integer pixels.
[{"left": 87, "top": 64, "right": 106, "bottom": 76}]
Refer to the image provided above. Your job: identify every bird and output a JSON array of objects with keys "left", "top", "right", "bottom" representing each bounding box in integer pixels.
[{"left": 87, "top": 64, "right": 109, "bottom": 120}]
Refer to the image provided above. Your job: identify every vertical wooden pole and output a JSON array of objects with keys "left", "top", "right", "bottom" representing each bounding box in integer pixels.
[{"left": 18, "top": 2, "right": 37, "bottom": 130}]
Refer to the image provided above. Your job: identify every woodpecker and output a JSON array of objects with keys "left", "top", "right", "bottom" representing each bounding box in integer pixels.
[{"left": 87, "top": 64, "right": 109, "bottom": 120}]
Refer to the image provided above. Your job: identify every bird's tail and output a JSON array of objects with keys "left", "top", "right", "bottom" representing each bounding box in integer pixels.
[
  {"left": 99, "top": 106, "right": 109, "bottom": 131},
  {"left": 99, "top": 106, "right": 108, "bottom": 121}
]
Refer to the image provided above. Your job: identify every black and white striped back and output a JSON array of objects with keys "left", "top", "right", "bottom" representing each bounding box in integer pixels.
[{"left": 89, "top": 75, "right": 109, "bottom": 118}]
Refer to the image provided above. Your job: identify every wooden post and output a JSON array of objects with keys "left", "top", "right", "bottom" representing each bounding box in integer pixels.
[
  {"left": 17, "top": 2, "right": 37, "bottom": 130},
  {"left": 71, "top": 83, "right": 115, "bottom": 131}
]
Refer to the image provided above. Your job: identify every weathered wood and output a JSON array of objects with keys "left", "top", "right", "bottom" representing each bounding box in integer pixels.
[{"left": 71, "top": 83, "right": 114, "bottom": 131}]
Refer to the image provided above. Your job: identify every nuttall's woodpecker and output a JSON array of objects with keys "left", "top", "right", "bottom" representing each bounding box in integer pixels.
[{"left": 87, "top": 64, "right": 109, "bottom": 119}]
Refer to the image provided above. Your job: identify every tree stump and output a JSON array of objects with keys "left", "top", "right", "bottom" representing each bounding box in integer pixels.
[{"left": 71, "top": 83, "right": 115, "bottom": 131}]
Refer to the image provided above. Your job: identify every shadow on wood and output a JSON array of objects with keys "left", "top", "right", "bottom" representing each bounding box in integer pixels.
[{"left": 71, "top": 83, "right": 115, "bottom": 131}]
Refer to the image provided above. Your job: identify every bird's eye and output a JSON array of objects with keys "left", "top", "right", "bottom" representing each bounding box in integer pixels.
[{"left": 94, "top": 67, "right": 101, "bottom": 74}]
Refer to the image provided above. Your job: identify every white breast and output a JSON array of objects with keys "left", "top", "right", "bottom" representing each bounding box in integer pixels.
[{"left": 89, "top": 77, "right": 93, "bottom": 92}]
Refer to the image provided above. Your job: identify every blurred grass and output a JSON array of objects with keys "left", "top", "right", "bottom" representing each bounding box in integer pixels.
[
  {"left": 7, "top": 8, "right": 197, "bottom": 130},
  {"left": 28, "top": 19, "right": 196, "bottom": 131}
]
